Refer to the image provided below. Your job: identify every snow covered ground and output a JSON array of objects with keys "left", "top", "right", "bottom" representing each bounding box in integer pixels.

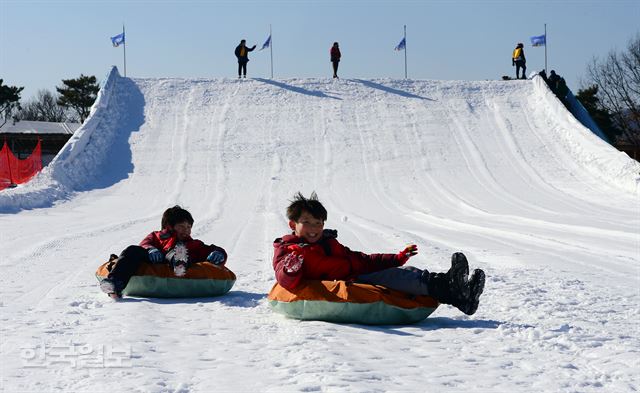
[{"left": 1, "top": 67, "right": 638, "bottom": 392}]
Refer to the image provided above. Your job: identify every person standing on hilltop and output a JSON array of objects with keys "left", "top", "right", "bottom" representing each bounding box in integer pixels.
[
  {"left": 330, "top": 42, "right": 341, "bottom": 79},
  {"left": 512, "top": 43, "right": 527, "bottom": 80},
  {"left": 235, "top": 39, "right": 256, "bottom": 79}
]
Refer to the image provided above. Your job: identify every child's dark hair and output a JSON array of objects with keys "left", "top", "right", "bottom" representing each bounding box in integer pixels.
[
  {"left": 161, "top": 205, "right": 194, "bottom": 229},
  {"left": 287, "top": 192, "right": 327, "bottom": 222}
]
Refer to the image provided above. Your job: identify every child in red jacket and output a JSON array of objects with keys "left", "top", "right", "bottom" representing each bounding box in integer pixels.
[
  {"left": 100, "top": 205, "right": 227, "bottom": 299},
  {"left": 273, "top": 193, "right": 485, "bottom": 315}
]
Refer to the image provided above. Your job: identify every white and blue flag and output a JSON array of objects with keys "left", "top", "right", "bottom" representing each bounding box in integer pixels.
[
  {"left": 395, "top": 37, "right": 406, "bottom": 51},
  {"left": 111, "top": 32, "right": 125, "bottom": 47},
  {"left": 260, "top": 34, "right": 271, "bottom": 51},
  {"left": 530, "top": 34, "right": 546, "bottom": 47}
]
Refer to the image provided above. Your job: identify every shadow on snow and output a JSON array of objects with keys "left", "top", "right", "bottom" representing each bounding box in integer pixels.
[
  {"left": 120, "top": 290, "right": 263, "bottom": 306},
  {"left": 254, "top": 78, "right": 342, "bottom": 100},
  {"left": 77, "top": 77, "right": 145, "bottom": 191},
  {"left": 338, "top": 317, "right": 505, "bottom": 335},
  {"left": 352, "top": 79, "right": 435, "bottom": 101}
]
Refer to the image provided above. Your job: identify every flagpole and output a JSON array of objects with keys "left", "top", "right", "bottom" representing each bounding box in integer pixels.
[
  {"left": 404, "top": 25, "right": 407, "bottom": 79},
  {"left": 270, "top": 24, "right": 273, "bottom": 79},
  {"left": 123, "top": 24, "right": 127, "bottom": 77},
  {"left": 544, "top": 23, "right": 547, "bottom": 74}
]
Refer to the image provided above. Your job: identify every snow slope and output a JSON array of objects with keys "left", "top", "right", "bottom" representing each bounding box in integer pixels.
[{"left": 1, "top": 67, "right": 638, "bottom": 392}]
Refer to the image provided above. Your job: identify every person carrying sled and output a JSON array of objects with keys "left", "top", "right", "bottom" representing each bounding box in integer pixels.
[
  {"left": 330, "top": 42, "right": 341, "bottom": 79},
  {"left": 272, "top": 192, "right": 485, "bottom": 315},
  {"left": 235, "top": 39, "right": 256, "bottom": 79},
  {"left": 99, "top": 205, "right": 228, "bottom": 299},
  {"left": 512, "top": 43, "right": 527, "bottom": 79}
]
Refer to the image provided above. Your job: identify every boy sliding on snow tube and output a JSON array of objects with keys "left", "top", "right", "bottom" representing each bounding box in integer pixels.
[
  {"left": 273, "top": 192, "right": 485, "bottom": 315},
  {"left": 100, "top": 205, "right": 228, "bottom": 299}
]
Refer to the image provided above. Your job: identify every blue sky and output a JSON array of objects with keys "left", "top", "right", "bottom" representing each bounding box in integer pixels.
[{"left": 1, "top": 0, "right": 638, "bottom": 100}]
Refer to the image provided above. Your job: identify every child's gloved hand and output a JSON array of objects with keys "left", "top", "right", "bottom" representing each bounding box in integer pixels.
[
  {"left": 283, "top": 252, "right": 304, "bottom": 274},
  {"left": 148, "top": 247, "right": 163, "bottom": 263},
  {"left": 207, "top": 251, "right": 225, "bottom": 265},
  {"left": 397, "top": 244, "right": 418, "bottom": 265}
]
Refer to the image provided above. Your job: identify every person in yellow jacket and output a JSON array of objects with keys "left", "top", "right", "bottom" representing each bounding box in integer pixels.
[{"left": 512, "top": 43, "right": 526, "bottom": 79}]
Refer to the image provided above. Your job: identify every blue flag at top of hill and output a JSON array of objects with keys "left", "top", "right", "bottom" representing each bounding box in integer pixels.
[
  {"left": 111, "top": 32, "right": 125, "bottom": 47},
  {"left": 395, "top": 37, "right": 406, "bottom": 51},
  {"left": 530, "top": 34, "right": 546, "bottom": 47},
  {"left": 260, "top": 35, "right": 271, "bottom": 51}
]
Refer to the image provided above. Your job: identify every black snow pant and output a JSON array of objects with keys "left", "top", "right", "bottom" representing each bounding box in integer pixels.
[
  {"left": 332, "top": 60, "right": 339, "bottom": 77},
  {"left": 238, "top": 61, "right": 248, "bottom": 77},
  {"left": 107, "top": 245, "right": 149, "bottom": 291},
  {"left": 355, "top": 266, "right": 430, "bottom": 296},
  {"left": 515, "top": 60, "right": 526, "bottom": 79}
]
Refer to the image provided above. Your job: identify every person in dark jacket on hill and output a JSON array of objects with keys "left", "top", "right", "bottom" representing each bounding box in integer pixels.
[
  {"left": 99, "top": 205, "right": 228, "bottom": 299},
  {"left": 272, "top": 192, "right": 486, "bottom": 315},
  {"left": 546, "top": 70, "right": 569, "bottom": 106},
  {"left": 538, "top": 69, "right": 548, "bottom": 84},
  {"left": 330, "top": 42, "right": 341, "bottom": 78},
  {"left": 556, "top": 77, "right": 569, "bottom": 106},
  {"left": 512, "top": 42, "right": 527, "bottom": 79},
  {"left": 235, "top": 39, "right": 256, "bottom": 78},
  {"left": 547, "top": 70, "right": 561, "bottom": 93}
]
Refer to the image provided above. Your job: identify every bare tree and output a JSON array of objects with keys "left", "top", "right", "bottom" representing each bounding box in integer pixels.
[
  {"left": 584, "top": 34, "right": 640, "bottom": 146},
  {"left": 18, "top": 89, "right": 67, "bottom": 122}
]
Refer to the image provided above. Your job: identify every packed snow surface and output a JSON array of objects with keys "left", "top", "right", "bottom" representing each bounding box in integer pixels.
[{"left": 1, "top": 68, "right": 638, "bottom": 392}]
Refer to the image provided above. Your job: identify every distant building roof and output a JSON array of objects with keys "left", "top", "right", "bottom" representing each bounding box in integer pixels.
[{"left": 0, "top": 120, "right": 81, "bottom": 135}]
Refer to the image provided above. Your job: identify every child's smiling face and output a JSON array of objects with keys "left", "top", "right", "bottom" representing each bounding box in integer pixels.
[
  {"left": 170, "top": 221, "right": 192, "bottom": 241},
  {"left": 289, "top": 211, "right": 324, "bottom": 243}
]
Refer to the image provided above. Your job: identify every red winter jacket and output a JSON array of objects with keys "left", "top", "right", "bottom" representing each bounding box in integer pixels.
[
  {"left": 330, "top": 46, "right": 341, "bottom": 62},
  {"left": 139, "top": 229, "right": 227, "bottom": 264},
  {"left": 272, "top": 230, "right": 401, "bottom": 290}
]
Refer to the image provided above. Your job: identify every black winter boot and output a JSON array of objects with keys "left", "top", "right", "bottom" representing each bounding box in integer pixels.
[
  {"left": 99, "top": 278, "right": 125, "bottom": 298},
  {"left": 424, "top": 272, "right": 452, "bottom": 302},
  {"left": 462, "top": 269, "right": 485, "bottom": 315},
  {"left": 448, "top": 252, "right": 470, "bottom": 299},
  {"left": 424, "top": 253, "right": 485, "bottom": 315}
]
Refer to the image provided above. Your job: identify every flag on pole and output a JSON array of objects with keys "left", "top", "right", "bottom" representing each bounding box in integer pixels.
[
  {"left": 394, "top": 37, "right": 406, "bottom": 51},
  {"left": 111, "top": 32, "right": 125, "bottom": 47},
  {"left": 260, "top": 34, "right": 271, "bottom": 51},
  {"left": 530, "top": 34, "right": 546, "bottom": 47}
]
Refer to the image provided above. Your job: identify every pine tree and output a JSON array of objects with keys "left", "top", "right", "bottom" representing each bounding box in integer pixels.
[
  {"left": 56, "top": 74, "right": 99, "bottom": 123},
  {"left": 0, "top": 79, "right": 24, "bottom": 129}
]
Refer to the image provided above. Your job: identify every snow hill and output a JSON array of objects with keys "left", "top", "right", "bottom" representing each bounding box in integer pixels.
[{"left": 1, "top": 67, "right": 638, "bottom": 392}]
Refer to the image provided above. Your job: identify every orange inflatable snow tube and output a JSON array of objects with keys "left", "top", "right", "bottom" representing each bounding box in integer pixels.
[
  {"left": 268, "top": 280, "right": 439, "bottom": 325},
  {"left": 96, "top": 260, "right": 236, "bottom": 298}
]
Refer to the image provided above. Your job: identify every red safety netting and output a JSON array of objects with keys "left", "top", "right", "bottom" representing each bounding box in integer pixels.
[{"left": 0, "top": 140, "right": 42, "bottom": 191}]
